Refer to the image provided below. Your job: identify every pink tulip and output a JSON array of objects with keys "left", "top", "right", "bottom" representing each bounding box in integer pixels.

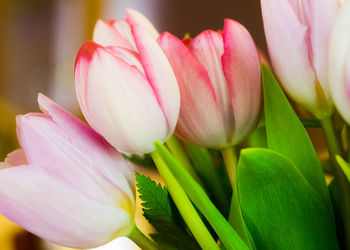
[
  {"left": 0, "top": 94, "right": 135, "bottom": 248},
  {"left": 75, "top": 25, "right": 180, "bottom": 154},
  {"left": 157, "top": 19, "right": 261, "bottom": 148},
  {"left": 93, "top": 8, "right": 159, "bottom": 49},
  {"left": 261, "top": 0, "right": 339, "bottom": 119},
  {"left": 329, "top": 0, "right": 350, "bottom": 124}
]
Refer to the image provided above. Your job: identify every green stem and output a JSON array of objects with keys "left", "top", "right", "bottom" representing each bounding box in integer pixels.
[
  {"left": 155, "top": 142, "right": 249, "bottom": 250},
  {"left": 221, "top": 146, "right": 237, "bottom": 187},
  {"left": 165, "top": 136, "right": 201, "bottom": 183},
  {"left": 320, "top": 117, "right": 350, "bottom": 249},
  {"left": 321, "top": 117, "right": 341, "bottom": 156},
  {"left": 151, "top": 151, "right": 219, "bottom": 250},
  {"left": 127, "top": 224, "right": 159, "bottom": 250}
]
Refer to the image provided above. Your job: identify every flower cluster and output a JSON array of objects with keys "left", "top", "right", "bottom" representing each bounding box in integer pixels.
[{"left": 1, "top": 1, "right": 350, "bottom": 249}]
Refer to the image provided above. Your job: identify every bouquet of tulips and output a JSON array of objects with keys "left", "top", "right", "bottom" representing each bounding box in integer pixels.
[{"left": 1, "top": 0, "right": 350, "bottom": 249}]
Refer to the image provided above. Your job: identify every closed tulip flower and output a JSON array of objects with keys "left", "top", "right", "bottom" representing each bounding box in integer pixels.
[
  {"left": 329, "top": 0, "right": 350, "bottom": 124},
  {"left": 75, "top": 25, "right": 180, "bottom": 154},
  {"left": 93, "top": 8, "right": 159, "bottom": 49},
  {"left": 261, "top": 0, "right": 339, "bottom": 119},
  {"left": 158, "top": 19, "right": 261, "bottom": 148},
  {"left": 0, "top": 94, "right": 135, "bottom": 249}
]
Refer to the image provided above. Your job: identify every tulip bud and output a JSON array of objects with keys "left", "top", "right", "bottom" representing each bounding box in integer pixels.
[
  {"left": 158, "top": 19, "right": 261, "bottom": 148},
  {"left": 75, "top": 25, "right": 180, "bottom": 154},
  {"left": 329, "top": 0, "right": 350, "bottom": 124},
  {"left": 261, "top": 0, "right": 339, "bottom": 119},
  {"left": 0, "top": 94, "right": 135, "bottom": 248},
  {"left": 93, "top": 8, "right": 159, "bottom": 49}
]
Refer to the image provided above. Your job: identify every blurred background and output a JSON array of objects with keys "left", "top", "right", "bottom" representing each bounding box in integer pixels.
[{"left": 0, "top": 0, "right": 267, "bottom": 249}]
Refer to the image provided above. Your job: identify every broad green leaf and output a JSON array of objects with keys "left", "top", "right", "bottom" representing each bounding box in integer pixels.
[
  {"left": 237, "top": 148, "right": 339, "bottom": 250},
  {"left": 135, "top": 172, "right": 200, "bottom": 249},
  {"left": 154, "top": 142, "right": 249, "bottom": 250},
  {"left": 262, "top": 65, "right": 332, "bottom": 209}
]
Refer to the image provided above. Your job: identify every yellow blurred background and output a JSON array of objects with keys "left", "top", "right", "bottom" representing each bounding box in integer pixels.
[{"left": 0, "top": 0, "right": 272, "bottom": 249}]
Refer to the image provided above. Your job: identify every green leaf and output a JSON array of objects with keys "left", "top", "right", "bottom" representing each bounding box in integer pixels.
[
  {"left": 237, "top": 148, "right": 339, "bottom": 250},
  {"left": 135, "top": 172, "right": 200, "bottom": 250},
  {"left": 185, "top": 143, "right": 231, "bottom": 216},
  {"left": 228, "top": 180, "right": 256, "bottom": 250},
  {"left": 123, "top": 154, "right": 155, "bottom": 168},
  {"left": 328, "top": 180, "right": 345, "bottom": 248},
  {"left": 246, "top": 126, "right": 267, "bottom": 148},
  {"left": 301, "top": 119, "right": 321, "bottom": 127},
  {"left": 154, "top": 142, "right": 249, "bottom": 250},
  {"left": 262, "top": 65, "right": 332, "bottom": 210},
  {"left": 336, "top": 155, "right": 350, "bottom": 182}
]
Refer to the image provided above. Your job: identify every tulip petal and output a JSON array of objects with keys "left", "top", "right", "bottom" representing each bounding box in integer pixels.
[
  {"left": 289, "top": 0, "right": 338, "bottom": 101},
  {"left": 0, "top": 149, "right": 26, "bottom": 169},
  {"left": 17, "top": 114, "right": 131, "bottom": 208},
  {"left": 222, "top": 19, "right": 261, "bottom": 144},
  {"left": 0, "top": 164, "right": 132, "bottom": 248},
  {"left": 75, "top": 41, "right": 101, "bottom": 123},
  {"left": 261, "top": 0, "right": 317, "bottom": 112},
  {"left": 37, "top": 94, "right": 135, "bottom": 202},
  {"left": 76, "top": 41, "right": 168, "bottom": 153},
  {"left": 111, "top": 20, "right": 137, "bottom": 51},
  {"left": 132, "top": 25, "right": 180, "bottom": 137},
  {"left": 126, "top": 8, "right": 159, "bottom": 40},
  {"left": 4, "top": 149, "right": 27, "bottom": 166},
  {"left": 105, "top": 46, "right": 145, "bottom": 74},
  {"left": 329, "top": 1, "right": 350, "bottom": 124},
  {"left": 158, "top": 32, "right": 227, "bottom": 147},
  {"left": 190, "top": 30, "right": 232, "bottom": 138},
  {"left": 93, "top": 19, "right": 133, "bottom": 49}
]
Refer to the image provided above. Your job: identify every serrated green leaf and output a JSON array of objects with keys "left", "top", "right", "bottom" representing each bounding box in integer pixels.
[
  {"left": 135, "top": 172, "right": 171, "bottom": 217},
  {"left": 135, "top": 172, "right": 200, "bottom": 250},
  {"left": 237, "top": 148, "right": 339, "bottom": 250},
  {"left": 262, "top": 65, "right": 332, "bottom": 211}
]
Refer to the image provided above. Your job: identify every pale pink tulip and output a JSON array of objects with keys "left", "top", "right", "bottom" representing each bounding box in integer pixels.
[
  {"left": 0, "top": 94, "right": 135, "bottom": 249},
  {"left": 329, "top": 0, "right": 350, "bottom": 124},
  {"left": 158, "top": 19, "right": 261, "bottom": 148},
  {"left": 75, "top": 25, "right": 180, "bottom": 154},
  {"left": 93, "top": 8, "right": 159, "bottom": 50},
  {"left": 261, "top": 0, "right": 339, "bottom": 119}
]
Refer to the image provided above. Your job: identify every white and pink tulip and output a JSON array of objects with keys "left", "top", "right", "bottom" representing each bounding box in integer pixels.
[
  {"left": 158, "top": 19, "right": 261, "bottom": 148},
  {"left": 0, "top": 94, "right": 135, "bottom": 249},
  {"left": 75, "top": 25, "right": 180, "bottom": 154},
  {"left": 261, "top": 0, "right": 339, "bottom": 119}
]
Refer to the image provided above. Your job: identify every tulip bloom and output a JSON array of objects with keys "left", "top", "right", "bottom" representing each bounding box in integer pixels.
[
  {"left": 261, "top": 0, "right": 339, "bottom": 119},
  {"left": 329, "top": 0, "right": 350, "bottom": 124},
  {"left": 93, "top": 8, "right": 159, "bottom": 49},
  {"left": 75, "top": 25, "right": 180, "bottom": 154},
  {"left": 0, "top": 94, "right": 135, "bottom": 248},
  {"left": 158, "top": 19, "right": 261, "bottom": 148}
]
